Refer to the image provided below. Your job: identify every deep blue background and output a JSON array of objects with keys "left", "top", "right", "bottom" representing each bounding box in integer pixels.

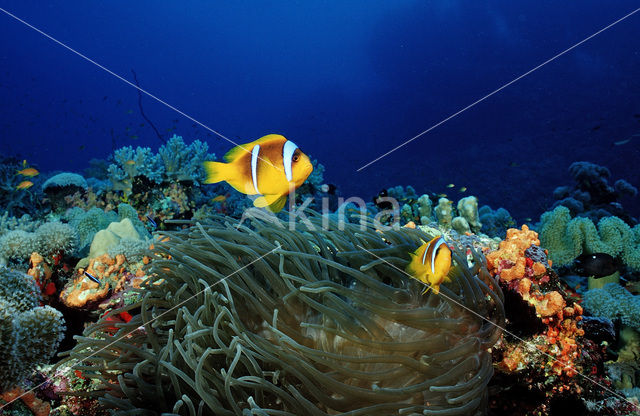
[{"left": 1, "top": 1, "right": 639, "bottom": 221}]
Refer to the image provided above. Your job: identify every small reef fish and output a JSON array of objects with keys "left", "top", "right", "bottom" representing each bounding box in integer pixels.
[
  {"left": 15, "top": 180, "right": 33, "bottom": 190},
  {"left": 84, "top": 271, "right": 101, "bottom": 284},
  {"left": 406, "top": 236, "right": 452, "bottom": 295},
  {"left": 211, "top": 195, "right": 227, "bottom": 203},
  {"left": 436, "top": 193, "right": 447, "bottom": 198},
  {"left": 575, "top": 253, "right": 618, "bottom": 278},
  {"left": 17, "top": 167, "right": 39, "bottom": 177},
  {"left": 203, "top": 134, "right": 313, "bottom": 213},
  {"left": 446, "top": 183, "right": 455, "bottom": 188},
  {"left": 146, "top": 215, "right": 157, "bottom": 228},
  {"left": 125, "top": 160, "right": 136, "bottom": 165},
  {"left": 458, "top": 187, "right": 467, "bottom": 193}
]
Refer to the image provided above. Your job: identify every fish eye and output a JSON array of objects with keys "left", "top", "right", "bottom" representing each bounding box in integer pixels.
[{"left": 292, "top": 154, "right": 300, "bottom": 162}]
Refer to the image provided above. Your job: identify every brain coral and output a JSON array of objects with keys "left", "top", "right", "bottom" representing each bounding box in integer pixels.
[
  {"left": 64, "top": 213, "right": 504, "bottom": 415},
  {"left": 0, "top": 267, "right": 66, "bottom": 390}
]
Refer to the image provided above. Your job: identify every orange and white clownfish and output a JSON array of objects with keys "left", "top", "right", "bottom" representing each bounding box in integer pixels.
[
  {"left": 406, "top": 236, "right": 452, "bottom": 295},
  {"left": 203, "top": 134, "right": 313, "bottom": 212}
]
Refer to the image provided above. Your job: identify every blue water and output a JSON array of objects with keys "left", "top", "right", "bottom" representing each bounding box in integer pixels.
[{"left": 1, "top": 1, "right": 639, "bottom": 221}]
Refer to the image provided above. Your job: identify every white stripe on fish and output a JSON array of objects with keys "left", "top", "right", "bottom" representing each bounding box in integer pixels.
[
  {"left": 251, "top": 144, "right": 261, "bottom": 194},
  {"left": 282, "top": 140, "right": 298, "bottom": 182}
]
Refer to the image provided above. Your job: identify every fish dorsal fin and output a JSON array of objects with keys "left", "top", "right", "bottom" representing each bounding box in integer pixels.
[{"left": 224, "top": 134, "right": 287, "bottom": 162}]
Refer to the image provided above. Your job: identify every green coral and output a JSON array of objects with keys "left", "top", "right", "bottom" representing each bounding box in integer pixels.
[
  {"left": 539, "top": 206, "right": 640, "bottom": 271},
  {"left": 62, "top": 214, "right": 504, "bottom": 415},
  {"left": 583, "top": 283, "right": 640, "bottom": 331},
  {"left": 0, "top": 267, "right": 65, "bottom": 390}
]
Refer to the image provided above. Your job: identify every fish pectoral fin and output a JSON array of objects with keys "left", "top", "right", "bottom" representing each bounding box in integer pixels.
[
  {"left": 253, "top": 194, "right": 288, "bottom": 212},
  {"left": 203, "top": 161, "right": 230, "bottom": 184},
  {"left": 267, "top": 195, "right": 288, "bottom": 213}
]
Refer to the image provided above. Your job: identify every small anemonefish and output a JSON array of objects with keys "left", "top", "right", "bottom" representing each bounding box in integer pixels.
[
  {"left": 203, "top": 134, "right": 313, "bottom": 212},
  {"left": 406, "top": 236, "right": 452, "bottom": 295}
]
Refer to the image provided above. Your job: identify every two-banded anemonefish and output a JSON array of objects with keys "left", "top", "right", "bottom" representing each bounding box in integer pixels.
[
  {"left": 406, "top": 236, "right": 452, "bottom": 295},
  {"left": 203, "top": 134, "right": 313, "bottom": 212}
]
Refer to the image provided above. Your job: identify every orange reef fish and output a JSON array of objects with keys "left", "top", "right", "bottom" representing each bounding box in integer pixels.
[
  {"left": 203, "top": 134, "right": 313, "bottom": 212},
  {"left": 16, "top": 180, "right": 34, "bottom": 190},
  {"left": 16, "top": 167, "right": 39, "bottom": 177},
  {"left": 406, "top": 236, "right": 452, "bottom": 294}
]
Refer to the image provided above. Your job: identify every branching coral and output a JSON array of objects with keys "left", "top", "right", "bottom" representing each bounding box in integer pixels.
[
  {"left": 0, "top": 267, "right": 65, "bottom": 391},
  {"left": 107, "top": 145, "right": 165, "bottom": 193},
  {"left": 62, "top": 213, "right": 504, "bottom": 415},
  {"left": 157, "top": 134, "right": 215, "bottom": 183}
]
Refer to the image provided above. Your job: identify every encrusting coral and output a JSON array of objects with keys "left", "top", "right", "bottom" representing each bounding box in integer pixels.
[
  {"left": 0, "top": 266, "right": 66, "bottom": 391},
  {"left": 62, "top": 212, "right": 504, "bottom": 415}
]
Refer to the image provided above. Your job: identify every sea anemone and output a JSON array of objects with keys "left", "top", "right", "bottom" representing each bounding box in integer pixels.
[{"left": 61, "top": 212, "right": 504, "bottom": 415}]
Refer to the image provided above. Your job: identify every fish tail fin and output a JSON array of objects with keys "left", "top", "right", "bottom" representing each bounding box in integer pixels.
[{"left": 203, "top": 161, "right": 230, "bottom": 184}]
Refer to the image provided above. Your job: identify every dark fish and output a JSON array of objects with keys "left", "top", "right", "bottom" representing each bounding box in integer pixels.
[
  {"left": 146, "top": 215, "right": 157, "bottom": 228},
  {"left": 373, "top": 189, "right": 393, "bottom": 210},
  {"left": 84, "top": 271, "right": 101, "bottom": 284},
  {"left": 575, "top": 253, "right": 618, "bottom": 278},
  {"left": 592, "top": 125, "right": 601, "bottom": 131}
]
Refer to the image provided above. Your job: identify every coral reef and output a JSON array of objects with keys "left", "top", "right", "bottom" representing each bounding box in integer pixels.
[
  {"left": 479, "top": 205, "right": 515, "bottom": 239},
  {"left": 157, "top": 134, "right": 216, "bottom": 183},
  {"left": 583, "top": 283, "right": 640, "bottom": 331},
  {"left": 0, "top": 267, "right": 65, "bottom": 391},
  {"left": 42, "top": 172, "right": 88, "bottom": 191},
  {"left": 62, "top": 213, "right": 504, "bottom": 415},
  {"left": 551, "top": 161, "right": 637, "bottom": 225},
  {"left": 539, "top": 205, "right": 640, "bottom": 271},
  {"left": 107, "top": 135, "right": 215, "bottom": 195},
  {"left": 0, "top": 221, "right": 78, "bottom": 265}
]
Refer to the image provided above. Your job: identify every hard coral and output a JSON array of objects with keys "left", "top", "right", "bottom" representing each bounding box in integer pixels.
[
  {"left": 157, "top": 134, "right": 215, "bottom": 183},
  {"left": 0, "top": 267, "right": 65, "bottom": 391}
]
